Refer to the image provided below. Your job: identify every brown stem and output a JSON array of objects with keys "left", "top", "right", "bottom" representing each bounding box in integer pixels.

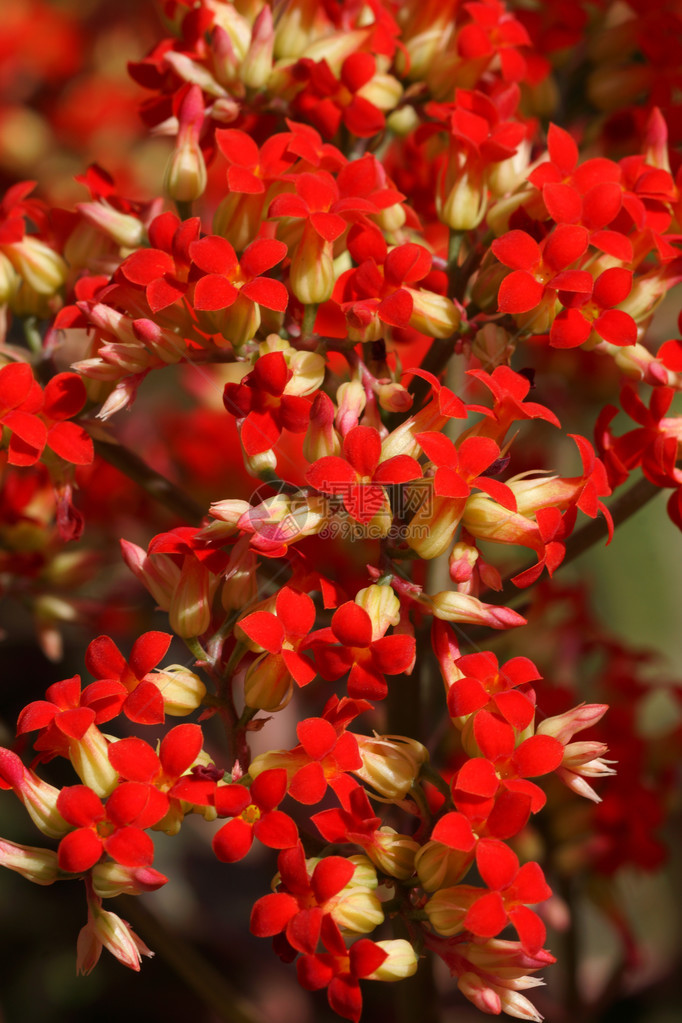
[
  {"left": 117, "top": 895, "right": 267, "bottom": 1023},
  {"left": 94, "top": 437, "right": 205, "bottom": 525}
]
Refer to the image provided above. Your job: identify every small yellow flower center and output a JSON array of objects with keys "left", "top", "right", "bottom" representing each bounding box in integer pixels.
[{"left": 241, "top": 803, "right": 261, "bottom": 825}]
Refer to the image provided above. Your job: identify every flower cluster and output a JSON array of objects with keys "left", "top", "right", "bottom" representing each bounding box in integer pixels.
[{"left": 1, "top": 2, "right": 682, "bottom": 1022}]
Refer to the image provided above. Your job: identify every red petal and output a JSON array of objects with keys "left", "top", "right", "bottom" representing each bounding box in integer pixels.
[
  {"left": 592, "top": 267, "right": 632, "bottom": 308},
  {"left": 547, "top": 123, "right": 578, "bottom": 175},
  {"left": 107, "top": 781, "right": 168, "bottom": 828},
  {"left": 508, "top": 904, "right": 546, "bottom": 954},
  {"left": 431, "top": 812, "right": 476, "bottom": 850},
  {"left": 464, "top": 890, "right": 507, "bottom": 938},
  {"left": 312, "top": 855, "right": 355, "bottom": 903},
  {"left": 47, "top": 422, "right": 94, "bottom": 464},
  {"left": 594, "top": 309, "right": 637, "bottom": 346},
  {"left": 240, "top": 238, "right": 288, "bottom": 277},
  {"left": 214, "top": 784, "right": 250, "bottom": 816},
  {"left": 543, "top": 183, "right": 581, "bottom": 224},
  {"left": 57, "top": 785, "right": 105, "bottom": 827},
  {"left": 549, "top": 308, "right": 592, "bottom": 349},
  {"left": 240, "top": 277, "right": 289, "bottom": 312},
  {"left": 343, "top": 426, "right": 381, "bottom": 478},
  {"left": 250, "top": 891, "right": 299, "bottom": 936},
  {"left": 58, "top": 829, "right": 103, "bottom": 873},
  {"left": 542, "top": 224, "right": 588, "bottom": 271},
  {"left": 121, "top": 248, "right": 174, "bottom": 285},
  {"left": 289, "top": 761, "right": 328, "bottom": 804},
  {"left": 377, "top": 288, "right": 413, "bottom": 327},
  {"left": 512, "top": 734, "right": 563, "bottom": 777},
  {"left": 0, "top": 362, "right": 34, "bottom": 410},
  {"left": 85, "top": 635, "right": 126, "bottom": 680},
  {"left": 447, "top": 677, "right": 488, "bottom": 717},
  {"left": 498, "top": 270, "right": 544, "bottom": 314},
  {"left": 455, "top": 758, "right": 499, "bottom": 797},
  {"left": 493, "top": 690, "right": 535, "bottom": 730},
  {"left": 370, "top": 634, "right": 415, "bottom": 675},
  {"left": 159, "top": 723, "right": 203, "bottom": 778},
  {"left": 105, "top": 826, "right": 155, "bottom": 867},
  {"left": 43, "top": 373, "right": 86, "bottom": 420},
  {"left": 491, "top": 231, "right": 540, "bottom": 270},
  {"left": 129, "top": 632, "right": 172, "bottom": 679},
  {"left": 474, "top": 710, "right": 515, "bottom": 760},
  {"left": 240, "top": 611, "right": 285, "bottom": 653},
  {"left": 190, "top": 235, "right": 237, "bottom": 275},
  {"left": 193, "top": 274, "right": 238, "bottom": 310},
  {"left": 212, "top": 817, "right": 253, "bottom": 862},
  {"left": 332, "top": 602, "right": 372, "bottom": 648},
  {"left": 297, "top": 717, "right": 337, "bottom": 760},
  {"left": 124, "top": 681, "right": 165, "bottom": 725},
  {"left": 476, "top": 837, "right": 519, "bottom": 890},
  {"left": 253, "top": 809, "right": 298, "bottom": 848},
  {"left": 251, "top": 768, "right": 288, "bottom": 811},
  {"left": 109, "top": 737, "right": 160, "bottom": 782},
  {"left": 276, "top": 587, "right": 316, "bottom": 636},
  {"left": 55, "top": 707, "right": 96, "bottom": 740}
]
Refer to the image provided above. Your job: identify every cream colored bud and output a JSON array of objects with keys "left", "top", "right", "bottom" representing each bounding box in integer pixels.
[
  {"left": 439, "top": 172, "right": 488, "bottom": 231},
  {"left": 290, "top": 226, "right": 335, "bottom": 304},
  {"left": 244, "top": 653, "right": 293, "bottom": 711},
  {"left": 0, "top": 838, "right": 59, "bottom": 885},
  {"left": 415, "top": 840, "right": 474, "bottom": 892},
  {"left": 354, "top": 733, "right": 428, "bottom": 799},
  {"left": 169, "top": 557, "right": 213, "bottom": 638},
  {"left": 0, "top": 251, "right": 18, "bottom": 304},
  {"left": 354, "top": 585, "right": 400, "bottom": 640},
  {"left": 336, "top": 380, "right": 367, "bottom": 435},
  {"left": 366, "top": 939, "right": 418, "bottom": 981},
  {"left": 241, "top": 7, "right": 274, "bottom": 90},
  {"left": 368, "top": 827, "right": 419, "bottom": 879},
  {"left": 77, "top": 202, "right": 145, "bottom": 248},
  {"left": 164, "top": 137, "right": 207, "bottom": 203},
  {"left": 69, "top": 724, "right": 118, "bottom": 797},
  {"left": 407, "top": 288, "right": 460, "bottom": 338},
  {"left": 286, "top": 349, "right": 326, "bottom": 395},
  {"left": 425, "top": 885, "right": 479, "bottom": 936},
  {"left": 386, "top": 105, "right": 419, "bottom": 136},
  {"left": 90, "top": 862, "right": 168, "bottom": 898},
  {"left": 152, "top": 665, "right": 207, "bottom": 715},
  {"left": 6, "top": 237, "right": 67, "bottom": 294}
]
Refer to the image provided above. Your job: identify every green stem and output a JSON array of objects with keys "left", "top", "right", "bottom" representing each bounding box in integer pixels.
[
  {"left": 175, "top": 199, "right": 193, "bottom": 221},
  {"left": 116, "top": 896, "right": 267, "bottom": 1023},
  {"left": 22, "top": 316, "right": 44, "bottom": 356},
  {"left": 302, "top": 302, "right": 318, "bottom": 340}
]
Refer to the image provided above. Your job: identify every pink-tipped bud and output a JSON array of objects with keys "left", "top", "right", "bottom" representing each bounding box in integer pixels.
[
  {"left": 304, "top": 391, "right": 341, "bottom": 461},
  {"left": 241, "top": 6, "right": 274, "bottom": 89},
  {"left": 536, "top": 703, "right": 608, "bottom": 744},
  {"left": 430, "top": 590, "right": 527, "bottom": 629},
  {"left": 90, "top": 863, "right": 169, "bottom": 898},
  {"left": 0, "top": 749, "right": 69, "bottom": 839},
  {"left": 449, "top": 541, "right": 479, "bottom": 588},
  {"left": 164, "top": 86, "right": 207, "bottom": 202},
  {"left": 78, "top": 898, "right": 154, "bottom": 974},
  {"left": 76, "top": 202, "right": 145, "bottom": 249},
  {"left": 457, "top": 972, "right": 503, "bottom": 1015},
  {"left": 0, "top": 838, "right": 59, "bottom": 885},
  {"left": 376, "top": 381, "right": 413, "bottom": 413},
  {"left": 169, "top": 555, "right": 214, "bottom": 638},
  {"left": 120, "top": 539, "right": 180, "bottom": 610},
  {"left": 336, "top": 380, "right": 367, "bottom": 436}
]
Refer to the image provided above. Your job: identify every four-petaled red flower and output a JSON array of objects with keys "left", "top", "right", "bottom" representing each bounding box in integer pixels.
[
  {"left": 306, "top": 425, "right": 422, "bottom": 525},
  {"left": 223, "top": 351, "right": 312, "bottom": 456},
  {"left": 211, "top": 768, "right": 298, "bottom": 863}
]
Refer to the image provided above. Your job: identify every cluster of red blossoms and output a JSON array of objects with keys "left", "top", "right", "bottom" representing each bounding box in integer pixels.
[{"left": 2, "top": 2, "right": 682, "bottom": 1021}]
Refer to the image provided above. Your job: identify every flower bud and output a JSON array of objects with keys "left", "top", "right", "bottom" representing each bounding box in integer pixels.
[
  {"left": 407, "top": 288, "right": 460, "bottom": 338},
  {"left": 90, "top": 863, "right": 168, "bottom": 898},
  {"left": 0, "top": 251, "right": 18, "bottom": 303},
  {"left": 430, "top": 590, "right": 526, "bottom": 629},
  {"left": 76, "top": 202, "right": 145, "bottom": 249},
  {"left": 5, "top": 236, "right": 67, "bottom": 294},
  {"left": 536, "top": 703, "right": 608, "bottom": 744},
  {"left": 336, "top": 380, "right": 367, "bottom": 435},
  {"left": 164, "top": 86, "right": 207, "bottom": 203},
  {"left": 241, "top": 7, "right": 274, "bottom": 90},
  {"left": 120, "top": 540, "right": 181, "bottom": 610},
  {"left": 367, "top": 939, "right": 418, "bottom": 981},
  {"left": 439, "top": 171, "right": 488, "bottom": 231},
  {"left": 290, "top": 225, "right": 334, "bottom": 305},
  {"left": 368, "top": 827, "right": 419, "bottom": 879},
  {"left": 304, "top": 391, "right": 341, "bottom": 461},
  {"left": 354, "top": 734, "right": 427, "bottom": 800},
  {"left": 169, "top": 556, "right": 214, "bottom": 638},
  {"left": 152, "top": 665, "right": 207, "bottom": 716},
  {"left": 0, "top": 749, "right": 69, "bottom": 839},
  {"left": 457, "top": 972, "right": 503, "bottom": 1015},
  {"left": 354, "top": 585, "right": 400, "bottom": 640},
  {"left": 416, "top": 840, "right": 474, "bottom": 892},
  {"left": 244, "top": 653, "right": 293, "bottom": 711},
  {"left": 69, "top": 724, "right": 119, "bottom": 797},
  {"left": 79, "top": 899, "right": 154, "bottom": 974},
  {"left": 425, "top": 884, "right": 479, "bottom": 936},
  {"left": 405, "top": 492, "right": 463, "bottom": 560},
  {"left": 0, "top": 838, "right": 59, "bottom": 885}
]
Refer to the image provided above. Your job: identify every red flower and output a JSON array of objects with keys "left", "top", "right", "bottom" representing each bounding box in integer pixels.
[
  {"left": 84, "top": 632, "right": 173, "bottom": 726},
  {"left": 223, "top": 351, "right": 312, "bottom": 456},
  {"left": 56, "top": 782, "right": 168, "bottom": 873},
  {"left": 415, "top": 432, "right": 517, "bottom": 509},
  {"left": 0, "top": 363, "right": 93, "bottom": 467},
  {"left": 211, "top": 768, "right": 298, "bottom": 863},
  {"left": 463, "top": 838, "right": 552, "bottom": 953},
  {"left": 446, "top": 652, "right": 541, "bottom": 730},
  {"left": 238, "top": 586, "right": 317, "bottom": 688},
  {"left": 296, "top": 916, "right": 387, "bottom": 1023},
  {"left": 250, "top": 841, "right": 355, "bottom": 953},
  {"left": 306, "top": 425, "right": 422, "bottom": 525},
  {"left": 307, "top": 600, "right": 415, "bottom": 701},
  {"left": 189, "top": 235, "right": 288, "bottom": 314},
  {"left": 107, "top": 724, "right": 214, "bottom": 807}
]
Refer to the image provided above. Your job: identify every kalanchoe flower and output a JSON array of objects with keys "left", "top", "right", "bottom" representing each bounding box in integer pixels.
[
  {"left": 212, "top": 768, "right": 298, "bottom": 863},
  {"left": 306, "top": 424, "right": 422, "bottom": 527},
  {"left": 84, "top": 631, "right": 175, "bottom": 726},
  {"left": 307, "top": 598, "right": 416, "bottom": 701},
  {"left": 223, "top": 350, "right": 312, "bottom": 457}
]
